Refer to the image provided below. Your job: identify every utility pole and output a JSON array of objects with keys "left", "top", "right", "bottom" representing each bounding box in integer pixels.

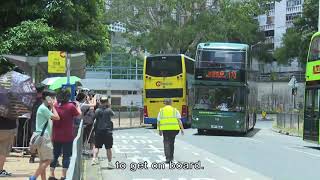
[{"left": 135, "top": 58, "right": 138, "bottom": 80}]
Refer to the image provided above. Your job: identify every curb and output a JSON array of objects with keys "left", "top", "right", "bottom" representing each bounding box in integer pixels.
[{"left": 271, "top": 127, "right": 300, "bottom": 137}]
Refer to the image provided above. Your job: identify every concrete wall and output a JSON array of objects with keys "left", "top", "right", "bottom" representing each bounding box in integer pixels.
[{"left": 257, "top": 82, "right": 305, "bottom": 112}]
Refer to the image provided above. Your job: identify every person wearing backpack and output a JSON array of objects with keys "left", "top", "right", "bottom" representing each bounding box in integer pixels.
[{"left": 91, "top": 96, "right": 114, "bottom": 169}]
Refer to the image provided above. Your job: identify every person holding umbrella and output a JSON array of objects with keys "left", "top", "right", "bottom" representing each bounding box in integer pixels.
[
  {"left": 0, "top": 71, "right": 36, "bottom": 177},
  {"left": 29, "top": 90, "right": 60, "bottom": 180},
  {"left": 0, "top": 116, "right": 16, "bottom": 177}
]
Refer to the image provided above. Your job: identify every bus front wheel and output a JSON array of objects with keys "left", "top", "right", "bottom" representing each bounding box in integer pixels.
[
  {"left": 253, "top": 113, "right": 257, "bottom": 128},
  {"left": 197, "top": 129, "right": 205, "bottom": 135}
]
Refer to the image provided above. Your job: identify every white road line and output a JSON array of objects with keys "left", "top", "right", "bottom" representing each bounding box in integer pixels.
[
  {"left": 244, "top": 178, "right": 252, "bottom": 180},
  {"left": 244, "top": 138, "right": 263, "bottom": 143},
  {"left": 221, "top": 166, "right": 236, "bottom": 174},
  {"left": 284, "top": 147, "right": 320, "bottom": 158},
  {"left": 183, "top": 147, "right": 189, "bottom": 150},
  {"left": 192, "top": 152, "right": 200, "bottom": 156},
  {"left": 205, "top": 158, "right": 216, "bottom": 164}
]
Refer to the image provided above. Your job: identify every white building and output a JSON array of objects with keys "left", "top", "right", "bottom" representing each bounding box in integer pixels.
[
  {"left": 253, "top": 0, "right": 304, "bottom": 73},
  {"left": 258, "top": 0, "right": 303, "bottom": 49},
  {"left": 81, "top": 77, "right": 143, "bottom": 107}
]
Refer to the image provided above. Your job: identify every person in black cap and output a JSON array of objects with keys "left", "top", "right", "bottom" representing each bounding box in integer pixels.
[{"left": 29, "top": 83, "right": 46, "bottom": 163}]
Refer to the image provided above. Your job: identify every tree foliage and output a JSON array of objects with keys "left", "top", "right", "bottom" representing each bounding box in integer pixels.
[
  {"left": 0, "top": 0, "right": 109, "bottom": 65},
  {"left": 105, "top": 0, "right": 273, "bottom": 57},
  {"left": 274, "top": 0, "right": 318, "bottom": 64}
]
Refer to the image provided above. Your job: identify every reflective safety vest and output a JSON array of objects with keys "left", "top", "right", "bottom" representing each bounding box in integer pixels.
[{"left": 159, "top": 105, "right": 180, "bottom": 130}]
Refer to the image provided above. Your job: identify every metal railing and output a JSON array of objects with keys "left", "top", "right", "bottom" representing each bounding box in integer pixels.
[
  {"left": 113, "top": 108, "right": 144, "bottom": 128},
  {"left": 86, "top": 66, "right": 143, "bottom": 80},
  {"left": 276, "top": 112, "right": 303, "bottom": 136},
  {"left": 255, "top": 71, "right": 305, "bottom": 82},
  {"left": 66, "top": 120, "right": 84, "bottom": 180}
]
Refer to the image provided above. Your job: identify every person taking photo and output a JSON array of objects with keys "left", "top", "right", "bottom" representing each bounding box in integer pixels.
[{"left": 29, "top": 90, "right": 60, "bottom": 180}]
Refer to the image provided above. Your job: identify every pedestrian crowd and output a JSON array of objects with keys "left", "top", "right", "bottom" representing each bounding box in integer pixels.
[
  {"left": 0, "top": 84, "right": 184, "bottom": 180},
  {"left": 0, "top": 85, "right": 115, "bottom": 180}
]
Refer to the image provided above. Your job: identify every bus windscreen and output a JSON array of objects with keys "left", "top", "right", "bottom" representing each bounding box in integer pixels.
[
  {"left": 146, "top": 56, "right": 182, "bottom": 77},
  {"left": 197, "top": 50, "right": 245, "bottom": 69}
]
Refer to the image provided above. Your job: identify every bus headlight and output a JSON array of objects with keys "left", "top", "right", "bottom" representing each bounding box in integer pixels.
[
  {"left": 236, "top": 120, "right": 240, "bottom": 123},
  {"left": 193, "top": 117, "right": 199, "bottom": 121}
]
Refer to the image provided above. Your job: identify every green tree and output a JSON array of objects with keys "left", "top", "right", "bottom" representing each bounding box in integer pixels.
[
  {"left": 0, "top": 0, "right": 110, "bottom": 65},
  {"left": 105, "top": 0, "right": 273, "bottom": 57},
  {"left": 274, "top": 0, "right": 318, "bottom": 64}
]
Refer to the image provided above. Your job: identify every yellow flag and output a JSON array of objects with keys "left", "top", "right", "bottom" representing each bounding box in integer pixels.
[{"left": 48, "top": 51, "right": 66, "bottom": 73}]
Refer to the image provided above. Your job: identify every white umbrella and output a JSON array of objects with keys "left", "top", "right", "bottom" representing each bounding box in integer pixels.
[{"left": 41, "top": 77, "right": 61, "bottom": 86}]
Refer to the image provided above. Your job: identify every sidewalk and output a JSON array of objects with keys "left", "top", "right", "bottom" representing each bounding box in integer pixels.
[
  {"left": 4, "top": 152, "right": 62, "bottom": 180},
  {"left": 4, "top": 119, "right": 149, "bottom": 180}
]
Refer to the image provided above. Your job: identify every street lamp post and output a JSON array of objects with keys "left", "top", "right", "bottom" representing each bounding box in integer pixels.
[
  {"left": 318, "top": 0, "right": 320, "bottom": 31},
  {"left": 251, "top": 41, "right": 263, "bottom": 74}
]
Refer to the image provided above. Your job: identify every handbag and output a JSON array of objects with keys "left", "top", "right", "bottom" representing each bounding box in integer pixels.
[{"left": 29, "top": 120, "right": 49, "bottom": 153}]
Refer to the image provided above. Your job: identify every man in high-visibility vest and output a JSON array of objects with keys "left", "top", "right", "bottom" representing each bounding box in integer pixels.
[{"left": 157, "top": 98, "right": 184, "bottom": 163}]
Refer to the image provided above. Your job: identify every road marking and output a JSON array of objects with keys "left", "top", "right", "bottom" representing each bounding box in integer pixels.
[
  {"left": 191, "top": 151, "right": 200, "bottom": 156},
  {"left": 221, "top": 166, "right": 236, "bottom": 174},
  {"left": 183, "top": 147, "right": 189, "bottom": 150},
  {"left": 245, "top": 178, "right": 252, "bottom": 180},
  {"left": 244, "top": 138, "right": 263, "bottom": 143},
  {"left": 284, "top": 147, "right": 320, "bottom": 158},
  {"left": 205, "top": 158, "right": 216, "bottom": 164}
]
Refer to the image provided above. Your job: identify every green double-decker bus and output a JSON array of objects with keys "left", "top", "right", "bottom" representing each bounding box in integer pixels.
[
  {"left": 304, "top": 32, "right": 320, "bottom": 144},
  {"left": 191, "top": 42, "right": 257, "bottom": 134}
]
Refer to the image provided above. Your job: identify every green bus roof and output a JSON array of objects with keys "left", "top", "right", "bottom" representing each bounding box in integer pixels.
[{"left": 197, "top": 42, "right": 249, "bottom": 50}]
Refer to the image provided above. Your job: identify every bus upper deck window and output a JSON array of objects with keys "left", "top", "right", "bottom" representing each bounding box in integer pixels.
[{"left": 309, "top": 37, "right": 320, "bottom": 61}]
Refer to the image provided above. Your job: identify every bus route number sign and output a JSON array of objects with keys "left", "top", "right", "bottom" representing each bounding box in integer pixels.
[{"left": 206, "top": 70, "right": 237, "bottom": 80}]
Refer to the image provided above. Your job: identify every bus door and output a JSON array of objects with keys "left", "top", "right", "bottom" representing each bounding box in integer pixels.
[{"left": 303, "top": 88, "right": 320, "bottom": 143}]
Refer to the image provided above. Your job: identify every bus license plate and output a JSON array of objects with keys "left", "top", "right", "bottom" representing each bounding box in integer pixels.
[{"left": 211, "top": 125, "right": 223, "bottom": 129}]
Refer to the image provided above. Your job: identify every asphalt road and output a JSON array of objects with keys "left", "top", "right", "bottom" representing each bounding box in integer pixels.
[
  {"left": 177, "top": 120, "right": 320, "bottom": 180},
  {"left": 93, "top": 120, "right": 320, "bottom": 180}
]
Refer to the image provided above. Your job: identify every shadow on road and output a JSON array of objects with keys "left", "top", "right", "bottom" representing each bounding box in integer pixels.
[
  {"left": 193, "top": 128, "right": 261, "bottom": 138},
  {"left": 245, "top": 128, "right": 261, "bottom": 137},
  {"left": 100, "top": 167, "right": 114, "bottom": 171},
  {"left": 304, "top": 146, "right": 320, "bottom": 151}
]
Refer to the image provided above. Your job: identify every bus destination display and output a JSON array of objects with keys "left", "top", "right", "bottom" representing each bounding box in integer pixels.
[{"left": 195, "top": 69, "right": 244, "bottom": 81}]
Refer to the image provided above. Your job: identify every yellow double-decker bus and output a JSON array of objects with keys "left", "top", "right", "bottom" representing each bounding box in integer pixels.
[{"left": 143, "top": 54, "right": 195, "bottom": 128}]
